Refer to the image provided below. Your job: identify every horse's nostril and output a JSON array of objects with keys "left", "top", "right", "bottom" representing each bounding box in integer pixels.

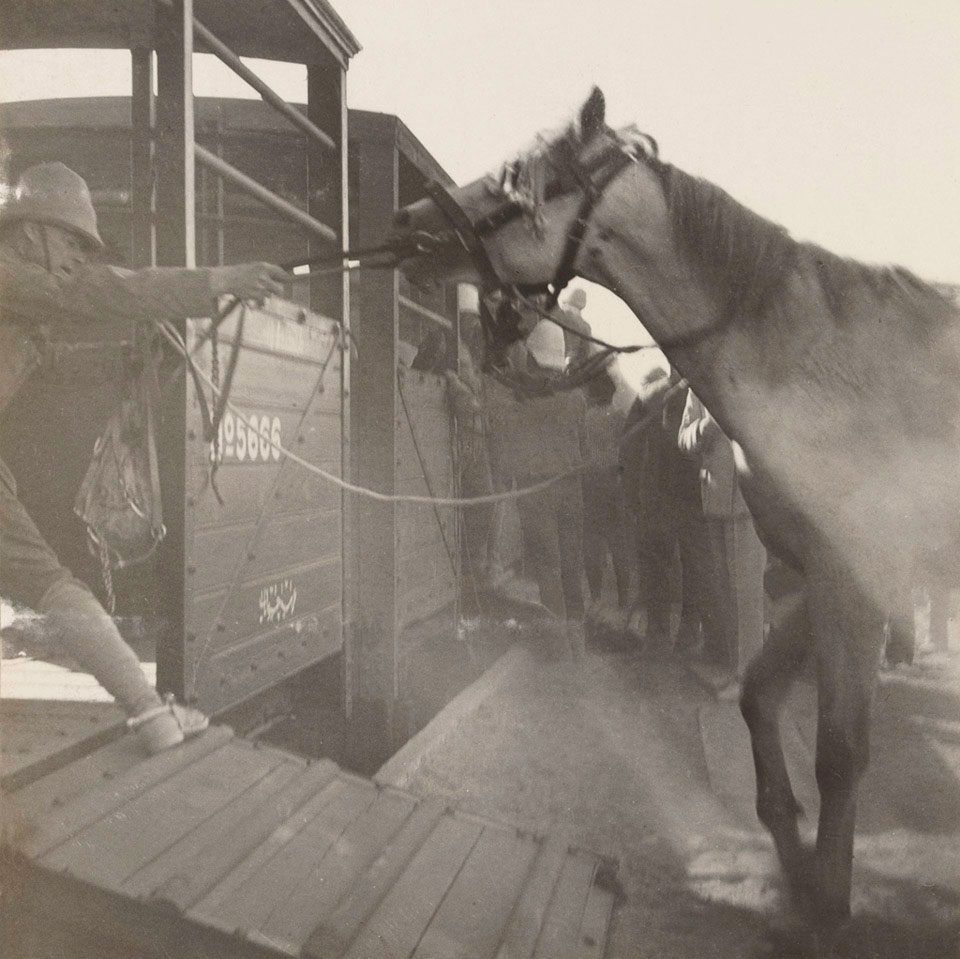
[{"left": 393, "top": 209, "right": 412, "bottom": 228}]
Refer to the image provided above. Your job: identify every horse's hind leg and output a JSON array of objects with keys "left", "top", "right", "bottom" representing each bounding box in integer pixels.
[
  {"left": 740, "top": 587, "right": 812, "bottom": 888},
  {"left": 808, "top": 568, "right": 884, "bottom": 926}
]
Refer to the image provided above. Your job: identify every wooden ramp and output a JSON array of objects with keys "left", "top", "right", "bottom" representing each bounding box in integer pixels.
[
  {"left": 2, "top": 726, "right": 617, "bottom": 959},
  {"left": 0, "top": 698, "right": 125, "bottom": 792}
]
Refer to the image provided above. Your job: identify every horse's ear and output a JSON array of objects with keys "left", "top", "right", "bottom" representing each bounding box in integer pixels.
[{"left": 579, "top": 87, "right": 606, "bottom": 141}]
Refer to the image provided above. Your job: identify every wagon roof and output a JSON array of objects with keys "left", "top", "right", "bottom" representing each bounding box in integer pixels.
[{"left": 0, "top": 0, "right": 361, "bottom": 68}]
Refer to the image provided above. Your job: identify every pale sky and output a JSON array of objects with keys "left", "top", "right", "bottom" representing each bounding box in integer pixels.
[{"left": 1, "top": 0, "right": 958, "bottom": 367}]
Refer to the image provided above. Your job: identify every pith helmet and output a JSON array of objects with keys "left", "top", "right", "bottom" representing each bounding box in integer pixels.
[{"left": 0, "top": 162, "right": 103, "bottom": 250}]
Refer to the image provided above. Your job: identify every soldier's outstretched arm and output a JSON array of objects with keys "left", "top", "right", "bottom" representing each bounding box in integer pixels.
[{"left": 0, "top": 257, "right": 292, "bottom": 329}]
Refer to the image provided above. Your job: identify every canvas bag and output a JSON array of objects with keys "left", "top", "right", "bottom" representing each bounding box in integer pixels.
[{"left": 73, "top": 339, "right": 165, "bottom": 576}]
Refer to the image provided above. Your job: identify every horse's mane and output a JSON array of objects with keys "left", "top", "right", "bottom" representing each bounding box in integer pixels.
[
  {"left": 654, "top": 164, "right": 796, "bottom": 321},
  {"left": 506, "top": 119, "right": 953, "bottom": 325},
  {"left": 650, "top": 160, "right": 950, "bottom": 325}
]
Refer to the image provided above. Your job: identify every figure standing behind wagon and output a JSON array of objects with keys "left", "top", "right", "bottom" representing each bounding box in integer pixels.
[
  {"left": 580, "top": 367, "right": 632, "bottom": 639},
  {"left": 446, "top": 296, "right": 587, "bottom": 655},
  {"left": 621, "top": 365, "right": 703, "bottom": 655},
  {"left": 443, "top": 287, "right": 499, "bottom": 602},
  {"left": 678, "top": 389, "right": 766, "bottom": 694},
  {"left": 486, "top": 314, "right": 587, "bottom": 638}
]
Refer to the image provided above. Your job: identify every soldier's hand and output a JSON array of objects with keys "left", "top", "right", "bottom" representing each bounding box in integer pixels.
[{"left": 210, "top": 262, "right": 293, "bottom": 305}]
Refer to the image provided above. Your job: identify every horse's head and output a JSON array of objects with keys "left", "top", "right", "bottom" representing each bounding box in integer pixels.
[{"left": 391, "top": 87, "right": 660, "bottom": 302}]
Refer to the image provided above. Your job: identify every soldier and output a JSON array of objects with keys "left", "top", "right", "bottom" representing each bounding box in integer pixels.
[{"left": 0, "top": 162, "right": 291, "bottom": 753}]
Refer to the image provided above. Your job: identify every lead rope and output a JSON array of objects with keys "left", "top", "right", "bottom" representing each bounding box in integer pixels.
[{"left": 397, "top": 373, "right": 459, "bottom": 584}]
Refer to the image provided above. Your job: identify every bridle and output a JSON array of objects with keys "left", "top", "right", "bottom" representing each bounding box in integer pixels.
[
  {"left": 422, "top": 133, "right": 642, "bottom": 311},
  {"left": 417, "top": 127, "right": 731, "bottom": 357}
]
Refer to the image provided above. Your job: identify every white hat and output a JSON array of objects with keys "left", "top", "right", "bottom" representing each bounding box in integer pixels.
[{"left": 525, "top": 318, "right": 566, "bottom": 371}]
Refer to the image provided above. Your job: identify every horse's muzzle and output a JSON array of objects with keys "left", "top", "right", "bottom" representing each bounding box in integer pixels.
[
  {"left": 392, "top": 194, "right": 444, "bottom": 233},
  {"left": 389, "top": 198, "right": 477, "bottom": 285}
]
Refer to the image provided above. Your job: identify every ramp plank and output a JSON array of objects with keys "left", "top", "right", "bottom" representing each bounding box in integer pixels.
[
  {"left": 6, "top": 730, "right": 145, "bottom": 820},
  {"left": 342, "top": 813, "right": 483, "bottom": 959},
  {"left": 203, "top": 776, "right": 376, "bottom": 935},
  {"left": 41, "top": 739, "right": 279, "bottom": 885},
  {"left": 155, "top": 758, "right": 338, "bottom": 912},
  {"left": 302, "top": 795, "right": 447, "bottom": 958},
  {"left": 533, "top": 852, "right": 597, "bottom": 959},
  {"left": 494, "top": 832, "right": 570, "bottom": 959},
  {"left": 120, "top": 758, "right": 301, "bottom": 898},
  {"left": 412, "top": 824, "right": 538, "bottom": 959},
  {"left": 189, "top": 772, "right": 343, "bottom": 927},
  {"left": 18, "top": 726, "right": 233, "bottom": 858},
  {"left": 1, "top": 708, "right": 124, "bottom": 793},
  {"left": 253, "top": 787, "right": 417, "bottom": 953}
]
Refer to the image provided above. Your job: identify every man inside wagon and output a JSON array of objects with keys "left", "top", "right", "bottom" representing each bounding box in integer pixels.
[{"left": 0, "top": 161, "right": 291, "bottom": 754}]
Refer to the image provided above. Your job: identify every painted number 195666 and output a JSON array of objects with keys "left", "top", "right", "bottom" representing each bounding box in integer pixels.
[{"left": 210, "top": 410, "right": 282, "bottom": 463}]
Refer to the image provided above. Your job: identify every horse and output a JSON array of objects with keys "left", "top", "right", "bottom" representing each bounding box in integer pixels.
[{"left": 389, "top": 87, "right": 960, "bottom": 933}]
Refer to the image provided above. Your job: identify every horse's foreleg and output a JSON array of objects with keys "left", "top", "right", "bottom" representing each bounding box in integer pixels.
[
  {"left": 740, "top": 588, "right": 811, "bottom": 884},
  {"left": 808, "top": 571, "right": 885, "bottom": 927}
]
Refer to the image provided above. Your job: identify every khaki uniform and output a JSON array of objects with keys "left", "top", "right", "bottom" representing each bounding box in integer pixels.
[{"left": 0, "top": 247, "right": 218, "bottom": 715}]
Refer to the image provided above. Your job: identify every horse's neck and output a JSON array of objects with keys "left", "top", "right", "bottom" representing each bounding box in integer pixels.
[
  {"left": 585, "top": 237, "right": 742, "bottom": 420},
  {"left": 584, "top": 197, "right": 824, "bottom": 437}
]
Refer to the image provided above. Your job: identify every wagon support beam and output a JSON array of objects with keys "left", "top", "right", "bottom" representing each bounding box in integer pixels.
[
  {"left": 194, "top": 144, "right": 338, "bottom": 245},
  {"left": 154, "top": 0, "right": 337, "bottom": 155}
]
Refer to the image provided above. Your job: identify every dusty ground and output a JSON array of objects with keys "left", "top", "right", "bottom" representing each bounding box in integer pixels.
[{"left": 376, "top": 602, "right": 960, "bottom": 959}]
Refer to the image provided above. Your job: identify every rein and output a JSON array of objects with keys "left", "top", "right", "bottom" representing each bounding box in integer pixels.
[
  {"left": 180, "top": 231, "right": 443, "bottom": 446},
  {"left": 188, "top": 232, "right": 439, "bottom": 359}
]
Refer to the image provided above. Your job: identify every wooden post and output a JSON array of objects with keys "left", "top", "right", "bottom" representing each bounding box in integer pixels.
[
  {"left": 154, "top": 0, "right": 195, "bottom": 702},
  {"left": 154, "top": 0, "right": 195, "bottom": 269},
  {"left": 130, "top": 46, "right": 156, "bottom": 269},
  {"left": 306, "top": 62, "right": 344, "bottom": 317},
  {"left": 308, "top": 64, "right": 354, "bottom": 717},
  {"left": 348, "top": 130, "right": 400, "bottom": 770}
]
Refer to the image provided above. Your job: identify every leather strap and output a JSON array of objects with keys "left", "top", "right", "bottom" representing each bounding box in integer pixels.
[
  {"left": 140, "top": 332, "right": 166, "bottom": 545},
  {"left": 424, "top": 180, "right": 504, "bottom": 291}
]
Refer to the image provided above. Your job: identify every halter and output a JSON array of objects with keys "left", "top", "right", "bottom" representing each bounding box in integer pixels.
[
  {"left": 418, "top": 128, "right": 731, "bottom": 357},
  {"left": 422, "top": 135, "right": 639, "bottom": 311}
]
